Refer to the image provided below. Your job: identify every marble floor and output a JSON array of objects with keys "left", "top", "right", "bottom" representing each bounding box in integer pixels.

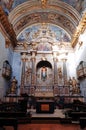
[
  {"left": 3, "top": 108, "right": 85, "bottom": 130},
  {"left": 29, "top": 108, "right": 65, "bottom": 118},
  {"left": 5, "top": 124, "right": 81, "bottom": 130}
]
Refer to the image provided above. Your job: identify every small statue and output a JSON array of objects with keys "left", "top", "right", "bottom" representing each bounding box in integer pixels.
[
  {"left": 58, "top": 67, "right": 62, "bottom": 79},
  {"left": 68, "top": 77, "right": 72, "bottom": 87},
  {"left": 72, "top": 77, "right": 77, "bottom": 89},
  {"left": 10, "top": 76, "right": 17, "bottom": 94}
]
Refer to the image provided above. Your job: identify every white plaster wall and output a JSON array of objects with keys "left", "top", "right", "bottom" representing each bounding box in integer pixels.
[
  {"left": 12, "top": 52, "right": 21, "bottom": 86},
  {"left": 75, "top": 31, "right": 86, "bottom": 67},
  {"left": 0, "top": 32, "right": 13, "bottom": 99},
  {"left": 66, "top": 52, "right": 77, "bottom": 78},
  {"left": 74, "top": 30, "right": 86, "bottom": 98}
]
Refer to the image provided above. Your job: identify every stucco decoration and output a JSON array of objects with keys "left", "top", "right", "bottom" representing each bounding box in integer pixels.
[{"left": 17, "top": 23, "right": 72, "bottom": 53}]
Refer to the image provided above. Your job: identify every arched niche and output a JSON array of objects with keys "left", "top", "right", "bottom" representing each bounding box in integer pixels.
[
  {"left": 36, "top": 60, "right": 53, "bottom": 88},
  {"left": 37, "top": 60, "right": 52, "bottom": 69}
]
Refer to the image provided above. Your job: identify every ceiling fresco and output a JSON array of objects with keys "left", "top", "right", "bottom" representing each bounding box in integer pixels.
[
  {"left": 18, "top": 23, "right": 71, "bottom": 52},
  {"left": 0, "top": 0, "right": 84, "bottom": 50},
  {"left": 0, "top": 0, "right": 84, "bottom": 15},
  {"left": 18, "top": 23, "right": 71, "bottom": 42}
]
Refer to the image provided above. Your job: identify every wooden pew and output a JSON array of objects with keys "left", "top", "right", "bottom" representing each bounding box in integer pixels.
[
  {"left": 0, "top": 112, "right": 31, "bottom": 124},
  {"left": 0, "top": 100, "right": 31, "bottom": 125},
  {"left": 0, "top": 118, "right": 18, "bottom": 130},
  {"left": 79, "top": 117, "right": 86, "bottom": 129},
  {"left": 68, "top": 112, "right": 86, "bottom": 121},
  {"left": 0, "top": 112, "right": 26, "bottom": 117}
]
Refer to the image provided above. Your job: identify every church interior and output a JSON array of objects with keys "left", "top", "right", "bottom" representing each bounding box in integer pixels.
[{"left": 0, "top": 0, "right": 86, "bottom": 130}]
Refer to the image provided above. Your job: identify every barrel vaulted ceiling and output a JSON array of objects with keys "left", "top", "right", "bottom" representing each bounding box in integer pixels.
[{"left": 0, "top": 0, "right": 85, "bottom": 53}]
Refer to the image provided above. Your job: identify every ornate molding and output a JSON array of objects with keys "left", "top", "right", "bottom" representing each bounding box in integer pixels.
[
  {"left": 72, "top": 12, "right": 86, "bottom": 47},
  {"left": 0, "top": 6, "right": 17, "bottom": 48}
]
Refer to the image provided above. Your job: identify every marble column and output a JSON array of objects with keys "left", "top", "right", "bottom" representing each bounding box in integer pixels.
[
  {"left": 62, "top": 59, "right": 68, "bottom": 86},
  {"left": 53, "top": 57, "right": 58, "bottom": 86},
  {"left": 31, "top": 51, "right": 36, "bottom": 95},
  {"left": 52, "top": 52, "right": 58, "bottom": 86},
  {"left": 20, "top": 52, "right": 28, "bottom": 94},
  {"left": 53, "top": 54, "right": 58, "bottom": 96}
]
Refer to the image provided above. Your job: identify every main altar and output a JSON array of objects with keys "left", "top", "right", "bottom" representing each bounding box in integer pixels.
[
  {"left": 5, "top": 23, "right": 83, "bottom": 105},
  {"left": 36, "top": 100, "right": 54, "bottom": 113}
]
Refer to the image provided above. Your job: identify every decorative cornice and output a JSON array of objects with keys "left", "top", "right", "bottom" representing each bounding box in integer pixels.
[
  {"left": 71, "top": 12, "right": 86, "bottom": 47},
  {"left": 0, "top": 6, "right": 17, "bottom": 48}
]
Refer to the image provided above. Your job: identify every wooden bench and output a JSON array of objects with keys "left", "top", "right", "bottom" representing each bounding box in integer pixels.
[
  {"left": 60, "top": 118, "right": 72, "bottom": 124},
  {"left": 0, "top": 112, "right": 31, "bottom": 124},
  {"left": 0, "top": 112, "right": 26, "bottom": 117},
  {"left": 79, "top": 117, "right": 86, "bottom": 129},
  {"left": 68, "top": 112, "right": 86, "bottom": 121},
  {"left": 0, "top": 118, "right": 18, "bottom": 130}
]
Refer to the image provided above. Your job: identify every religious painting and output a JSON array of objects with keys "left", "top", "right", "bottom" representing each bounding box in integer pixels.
[
  {"left": 41, "top": 67, "right": 47, "bottom": 81},
  {"left": 37, "top": 43, "right": 52, "bottom": 51}
]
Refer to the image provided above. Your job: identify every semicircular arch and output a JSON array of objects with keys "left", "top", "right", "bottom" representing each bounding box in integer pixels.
[{"left": 36, "top": 60, "right": 52, "bottom": 69}]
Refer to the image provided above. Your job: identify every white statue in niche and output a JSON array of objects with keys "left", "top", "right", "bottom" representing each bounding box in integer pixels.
[{"left": 41, "top": 66, "right": 47, "bottom": 81}]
